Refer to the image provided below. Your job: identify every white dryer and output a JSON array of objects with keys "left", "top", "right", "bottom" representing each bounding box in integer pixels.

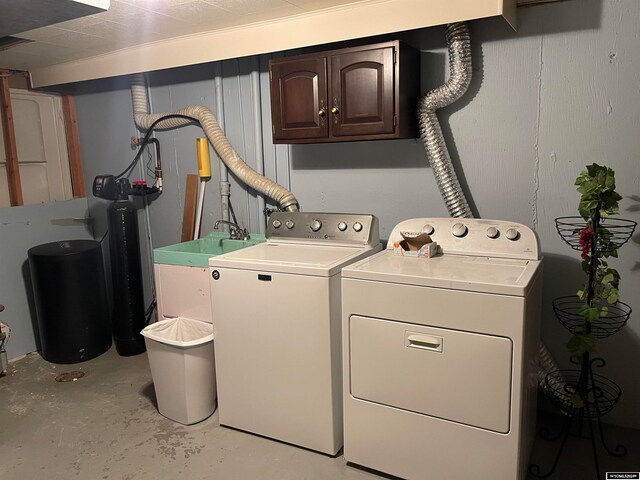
[
  {"left": 209, "top": 212, "right": 381, "bottom": 455},
  {"left": 341, "top": 218, "right": 542, "bottom": 480}
]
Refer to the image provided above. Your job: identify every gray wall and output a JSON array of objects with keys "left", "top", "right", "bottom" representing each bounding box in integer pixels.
[
  {"left": 73, "top": 76, "right": 156, "bottom": 315},
  {"left": 0, "top": 199, "right": 93, "bottom": 359},
  {"left": 73, "top": 0, "right": 640, "bottom": 428}
]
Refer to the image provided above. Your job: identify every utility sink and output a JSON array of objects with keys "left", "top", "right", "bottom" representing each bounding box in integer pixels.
[
  {"left": 153, "top": 232, "right": 266, "bottom": 268},
  {"left": 153, "top": 232, "right": 266, "bottom": 324}
]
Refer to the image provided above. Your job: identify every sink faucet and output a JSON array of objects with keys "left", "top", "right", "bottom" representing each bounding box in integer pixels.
[{"left": 214, "top": 220, "right": 250, "bottom": 241}]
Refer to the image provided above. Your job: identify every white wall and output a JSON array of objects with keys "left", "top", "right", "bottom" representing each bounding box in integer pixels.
[{"left": 74, "top": 0, "right": 640, "bottom": 428}]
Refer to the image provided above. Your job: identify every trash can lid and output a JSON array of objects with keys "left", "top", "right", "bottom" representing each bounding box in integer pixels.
[
  {"left": 141, "top": 317, "right": 214, "bottom": 347},
  {"left": 28, "top": 240, "right": 100, "bottom": 257}
]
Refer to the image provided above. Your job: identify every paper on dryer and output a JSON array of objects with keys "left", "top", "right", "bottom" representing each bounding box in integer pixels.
[{"left": 393, "top": 231, "right": 438, "bottom": 258}]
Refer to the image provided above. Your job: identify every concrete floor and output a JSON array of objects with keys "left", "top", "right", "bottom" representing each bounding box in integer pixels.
[{"left": 1, "top": 347, "right": 639, "bottom": 480}]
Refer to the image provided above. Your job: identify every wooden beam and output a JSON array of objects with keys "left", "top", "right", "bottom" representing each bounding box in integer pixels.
[
  {"left": 61, "top": 95, "right": 86, "bottom": 198},
  {"left": 0, "top": 70, "right": 23, "bottom": 206},
  {"left": 181, "top": 174, "right": 199, "bottom": 242}
]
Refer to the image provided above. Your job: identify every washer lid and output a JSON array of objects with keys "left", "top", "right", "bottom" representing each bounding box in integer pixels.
[
  {"left": 343, "top": 250, "right": 541, "bottom": 296},
  {"left": 209, "top": 242, "right": 381, "bottom": 276}
]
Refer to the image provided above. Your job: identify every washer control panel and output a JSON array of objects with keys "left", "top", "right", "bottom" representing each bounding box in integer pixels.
[
  {"left": 267, "top": 212, "right": 379, "bottom": 246},
  {"left": 387, "top": 218, "right": 540, "bottom": 260}
]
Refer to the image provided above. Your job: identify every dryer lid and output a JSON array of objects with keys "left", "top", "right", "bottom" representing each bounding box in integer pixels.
[
  {"left": 209, "top": 242, "right": 381, "bottom": 276},
  {"left": 343, "top": 250, "right": 542, "bottom": 296}
]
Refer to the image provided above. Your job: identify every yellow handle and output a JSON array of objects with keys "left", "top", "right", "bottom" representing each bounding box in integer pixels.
[
  {"left": 331, "top": 106, "right": 339, "bottom": 115},
  {"left": 196, "top": 138, "right": 211, "bottom": 178}
]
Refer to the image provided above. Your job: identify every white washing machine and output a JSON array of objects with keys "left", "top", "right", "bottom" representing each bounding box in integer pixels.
[
  {"left": 209, "top": 212, "right": 381, "bottom": 455},
  {"left": 341, "top": 217, "right": 542, "bottom": 480}
]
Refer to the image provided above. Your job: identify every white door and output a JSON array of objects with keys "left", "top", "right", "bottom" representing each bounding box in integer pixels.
[{"left": 0, "top": 89, "right": 72, "bottom": 207}]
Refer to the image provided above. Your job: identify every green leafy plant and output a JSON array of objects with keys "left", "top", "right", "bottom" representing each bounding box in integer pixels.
[
  {"left": 575, "top": 164, "right": 622, "bottom": 219},
  {"left": 568, "top": 164, "right": 623, "bottom": 363}
]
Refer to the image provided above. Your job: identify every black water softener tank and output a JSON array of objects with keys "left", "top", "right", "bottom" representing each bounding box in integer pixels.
[
  {"left": 107, "top": 181, "right": 146, "bottom": 356},
  {"left": 28, "top": 240, "right": 111, "bottom": 364}
]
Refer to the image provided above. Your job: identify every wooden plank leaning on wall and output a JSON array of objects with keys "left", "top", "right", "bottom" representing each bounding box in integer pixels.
[
  {"left": 61, "top": 95, "right": 86, "bottom": 198},
  {"left": 0, "top": 69, "right": 23, "bottom": 206}
]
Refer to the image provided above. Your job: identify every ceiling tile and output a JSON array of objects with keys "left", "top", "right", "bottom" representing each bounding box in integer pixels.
[
  {"left": 0, "top": 50, "right": 56, "bottom": 70},
  {"left": 18, "top": 27, "right": 103, "bottom": 47},
  {"left": 119, "top": 0, "right": 196, "bottom": 10},
  {"left": 91, "top": 0, "right": 151, "bottom": 21},
  {"left": 149, "top": 1, "right": 233, "bottom": 23},
  {"left": 6, "top": 42, "right": 73, "bottom": 58},
  {"left": 202, "top": 0, "right": 294, "bottom": 15},
  {"left": 0, "top": 0, "right": 377, "bottom": 77},
  {"left": 289, "top": 0, "right": 366, "bottom": 10}
]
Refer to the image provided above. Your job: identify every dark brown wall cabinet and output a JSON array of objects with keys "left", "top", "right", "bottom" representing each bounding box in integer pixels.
[{"left": 269, "top": 41, "right": 420, "bottom": 144}]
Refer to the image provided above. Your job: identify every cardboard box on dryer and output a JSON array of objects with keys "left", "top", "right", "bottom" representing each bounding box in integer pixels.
[{"left": 393, "top": 231, "right": 438, "bottom": 258}]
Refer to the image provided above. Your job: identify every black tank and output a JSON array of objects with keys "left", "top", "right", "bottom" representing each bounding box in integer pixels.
[
  {"left": 28, "top": 240, "right": 111, "bottom": 364},
  {"left": 107, "top": 197, "right": 147, "bottom": 356}
]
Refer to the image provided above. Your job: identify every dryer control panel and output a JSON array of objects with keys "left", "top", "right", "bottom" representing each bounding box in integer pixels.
[
  {"left": 387, "top": 218, "right": 540, "bottom": 260},
  {"left": 267, "top": 212, "right": 380, "bottom": 247}
]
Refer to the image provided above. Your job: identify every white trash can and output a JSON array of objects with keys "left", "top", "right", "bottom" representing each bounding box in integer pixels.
[{"left": 141, "top": 317, "right": 216, "bottom": 425}]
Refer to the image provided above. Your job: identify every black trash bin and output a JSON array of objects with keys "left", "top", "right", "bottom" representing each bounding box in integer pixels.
[{"left": 28, "top": 240, "right": 111, "bottom": 364}]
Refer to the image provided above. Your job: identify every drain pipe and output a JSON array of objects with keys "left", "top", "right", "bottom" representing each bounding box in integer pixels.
[
  {"left": 417, "top": 22, "right": 560, "bottom": 392},
  {"left": 214, "top": 64, "right": 231, "bottom": 224},
  {"left": 251, "top": 61, "right": 267, "bottom": 234},
  {"left": 130, "top": 74, "right": 299, "bottom": 213}
]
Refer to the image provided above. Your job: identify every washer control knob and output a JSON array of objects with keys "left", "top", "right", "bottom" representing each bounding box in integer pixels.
[
  {"left": 310, "top": 219, "right": 322, "bottom": 232},
  {"left": 285, "top": 220, "right": 295, "bottom": 229},
  {"left": 353, "top": 222, "right": 363, "bottom": 232},
  {"left": 337, "top": 221, "right": 348, "bottom": 232},
  {"left": 272, "top": 220, "right": 281, "bottom": 229},
  {"left": 423, "top": 224, "right": 435, "bottom": 235},
  {"left": 505, "top": 228, "right": 519, "bottom": 241},
  {"left": 451, "top": 222, "right": 468, "bottom": 238},
  {"left": 486, "top": 226, "right": 499, "bottom": 239}
]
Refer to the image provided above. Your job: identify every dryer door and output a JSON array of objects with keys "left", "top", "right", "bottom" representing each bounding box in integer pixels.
[{"left": 349, "top": 315, "right": 512, "bottom": 433}]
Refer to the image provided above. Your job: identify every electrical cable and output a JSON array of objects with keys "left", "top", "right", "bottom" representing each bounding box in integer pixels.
[
  {"left": 144, "top": 298, "right": 156, "bottom": 326},
  {"left": 116, "top": 113, "right": 196, "bottom": 179},
  {"left": 228, "top": 197, "right": 239, "bottom": 226},
  {"left": 149, "top": 138, "right": 162, "bottom": 188},
  {"left": 145, "top": 149, "right": 155, "bottom": 178},
  {"left": 98, "top": 229, "right": 109, "bottom": 244}
]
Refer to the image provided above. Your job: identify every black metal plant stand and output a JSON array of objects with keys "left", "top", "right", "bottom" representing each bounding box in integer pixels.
[{"left": 529, "top": 206, "right": 636, "bottom": 480}]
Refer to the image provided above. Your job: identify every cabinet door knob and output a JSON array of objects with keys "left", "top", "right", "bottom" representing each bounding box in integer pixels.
[
  {"left": 331, "top": 106, "right": 339, "bottom": 115},
  {"left": 318, "top": 107, "right": 326, "bottom": 117}
]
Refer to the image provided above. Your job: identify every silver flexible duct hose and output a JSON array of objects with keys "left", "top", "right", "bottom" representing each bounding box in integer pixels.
[
  {"left": 130, "top": 74, "right": 299, "bottom": 212},
  {"left": 417, "top": 22, "right": 473, "bottom": 219},
  {"left": 539, "top": 342, "right": 564, "bottom": 390},
  {"left": 417, "top": 22, "right": 560, "bottom": 394}
]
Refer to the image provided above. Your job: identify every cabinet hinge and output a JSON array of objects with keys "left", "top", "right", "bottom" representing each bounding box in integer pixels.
[
  {"left": 393, "top": 51, "right": 397, "bottom": 65},
  {"left": 272, "top": 124, "right": 275, "bottom": 134},
  {"left": 269, "top": 70, "right": 272, "bottom": 81},
  {"left": 394, "top": 114, "right": 397, "bottom": 127}
]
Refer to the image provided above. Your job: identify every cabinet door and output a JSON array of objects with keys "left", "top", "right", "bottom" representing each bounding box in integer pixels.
[
  {"left": 270, "top": 57, "right": 328, "bottom": 141},
  {"left": 330, "top": 46, "right": 394, "bottom": 137}
]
